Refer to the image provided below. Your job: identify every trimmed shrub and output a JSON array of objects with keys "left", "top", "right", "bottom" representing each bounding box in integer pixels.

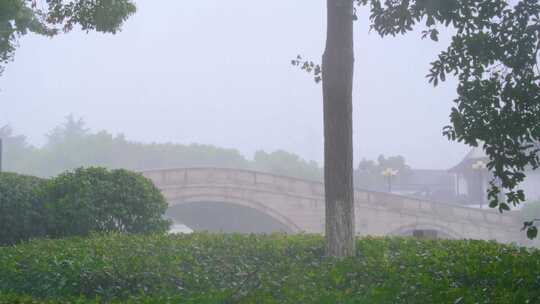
[
  {"left": 0, "top": 172, "right": 46, "bottom": 245},
  {"left": 0, "top": 234, "right": 540, "bottom": 303},
  {"left": 42, "top": 167, "right": 170, "bottom": 237}
]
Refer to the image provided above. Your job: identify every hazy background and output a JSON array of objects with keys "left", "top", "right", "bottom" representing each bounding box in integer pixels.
[{"left": 0, "top": 0, "right": 468, "bottom": 169}]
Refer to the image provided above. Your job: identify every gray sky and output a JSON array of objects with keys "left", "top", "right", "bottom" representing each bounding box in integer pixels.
[{"left": 0, "top": 0, "right": 469, "bottom": 169}]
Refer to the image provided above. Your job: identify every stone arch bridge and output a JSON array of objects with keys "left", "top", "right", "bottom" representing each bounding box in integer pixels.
[{"left": 141, "top": 167, "right": 528, "bottom": 245}]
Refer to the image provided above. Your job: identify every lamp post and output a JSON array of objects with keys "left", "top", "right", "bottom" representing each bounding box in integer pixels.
[
  {"left": 471, "top": 160, "right": 487, "bottom": 208},
  {"left": 381, "top": 168, "right": 399, "bottom": 193}
]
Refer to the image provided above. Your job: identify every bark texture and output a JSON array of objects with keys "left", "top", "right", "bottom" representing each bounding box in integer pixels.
[{"left": 322, "top": 0, "right": 356, "bottom": 257}]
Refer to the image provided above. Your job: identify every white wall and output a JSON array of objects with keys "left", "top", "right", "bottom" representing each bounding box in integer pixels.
[{"left": 456, "top": 174, "right": 469, "bottom": 196}]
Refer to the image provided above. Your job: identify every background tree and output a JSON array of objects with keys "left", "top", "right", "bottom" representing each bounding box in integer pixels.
[
  {"left": 355, "top": 155, "right": 412, "bottom": 191},
  {"left": 0, "top": 125, "right": 40, "bottom": 173},
  {"left": 253, "top": 150, "right": 322, "bottom": 181},
  {"left": 356, "top": 0, "right": 540, "bottom": 238},
  {"left": 1, "top": 118, "right": 324, "bottom": 180},
  {"left": 0, "top": 0, "right": 136, "bottom": 76}
]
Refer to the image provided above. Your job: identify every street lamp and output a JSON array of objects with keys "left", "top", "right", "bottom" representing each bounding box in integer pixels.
[
  {"left": 381, "top": 168, "right": 399, "bottom": 193},
  {"left": 471, "top": 160, "right": 487, "bottom": 208},
  {"left": 471, "top": 160, "right": 486, "bottom": 170}
]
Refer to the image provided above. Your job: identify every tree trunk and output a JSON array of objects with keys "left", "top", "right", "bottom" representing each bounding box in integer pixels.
[{"left": 323, "top": 0, "right": 355, "bottom": 257}]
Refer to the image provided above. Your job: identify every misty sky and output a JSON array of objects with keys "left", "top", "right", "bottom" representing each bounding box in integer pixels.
[{"left": 0, "top": 0, "right": 470, "bottom": 169}]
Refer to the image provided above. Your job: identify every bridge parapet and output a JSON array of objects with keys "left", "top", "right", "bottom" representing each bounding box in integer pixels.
[
  {"left": 142, "top": 167, "right": 326, "bottom": 197},
  {"left": 356, "top": 191, "right": 520, "bottom": 227}
]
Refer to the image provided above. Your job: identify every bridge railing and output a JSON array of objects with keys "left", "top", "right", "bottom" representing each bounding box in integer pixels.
[
  {"left": 358, "top": 190, "right": 520, "bottom": 227},
  {"left": 141, "top": 167, "right": 326, "bottom": 196}
]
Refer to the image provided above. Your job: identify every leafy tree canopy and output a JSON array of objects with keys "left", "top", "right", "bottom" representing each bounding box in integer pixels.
[
  {"left": 0, "top": 0, "right": 136, "bottom": 75},
  {"left": 355, "top": 155, "right": 412, "bottom": 191},
  {"left": 350, "top": 0, "right": 540, "bottom": 236}
]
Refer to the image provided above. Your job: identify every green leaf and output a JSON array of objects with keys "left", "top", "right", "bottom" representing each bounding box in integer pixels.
[
  {"left": 527, "top": 226, "right": 538, "bottom": 240},
  {"left": 426, "top": 16, "right": 435, "bottom": 27},
  {"left": 429, "top": 29, "right": 439, "bottom": 42},
  {"left": 499, "top": 203, "right": 510, "bottom": 212}
]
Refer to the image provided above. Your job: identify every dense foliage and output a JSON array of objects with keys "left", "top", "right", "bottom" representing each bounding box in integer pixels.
[
  {"left": 0, "top": 0, "right": 135, "bottom": 76},
  {"left": 0, "top": 234, "right": 539, "bottom": 303},
  {"left": 0, "top": 117, "right": 323, "bottom": 180},
  {"left": 0, "top": 172, "right": 45, "bottom": 245},
  {"left": 42, "top": 167, "right": 170, "bottom": 237}
]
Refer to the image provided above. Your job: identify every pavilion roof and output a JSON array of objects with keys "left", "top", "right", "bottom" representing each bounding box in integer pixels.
[{"left": 448, "top": 147, "right": 488, "bottom": 173}]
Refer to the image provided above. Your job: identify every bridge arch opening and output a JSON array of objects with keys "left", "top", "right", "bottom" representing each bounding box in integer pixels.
[
  {"left": 166, "top": 200, "right": 294, "bottom": 234},
  {"left": 389, "top": 223, "right": 464, "bottom": 240}
]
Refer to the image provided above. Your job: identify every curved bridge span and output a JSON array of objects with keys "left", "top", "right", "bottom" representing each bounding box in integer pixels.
[{"left": 141, "top": 167, "right": 527, "bottom": 245}]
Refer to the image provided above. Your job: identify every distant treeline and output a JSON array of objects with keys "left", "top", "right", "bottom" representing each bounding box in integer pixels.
[{"left": 0, "top": 116, "right": 323, "bottom": 181}]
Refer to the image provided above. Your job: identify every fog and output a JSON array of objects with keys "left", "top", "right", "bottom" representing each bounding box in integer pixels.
[
  {"left": 2, "top": 3, "right": 539, "bottom": 299},
  {"left": 0, "top": 0, "right": 468, "bottom": 170}
]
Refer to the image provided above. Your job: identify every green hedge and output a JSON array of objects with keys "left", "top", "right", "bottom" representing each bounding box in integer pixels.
[
  {"left": 1, "top": 168, "right": 170, "bottom": 245},
  {"left": 0, "top": 293, "right": 225, "bottom": 304},
  {"left": 42, "top": 167, "right": 170, "bottom": 237},
  {"left": 0, "top": 172, "right": 46, "bottom": 245},
  {"left": 1, "top": 234, "right": 539, "bottom": 303}
]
